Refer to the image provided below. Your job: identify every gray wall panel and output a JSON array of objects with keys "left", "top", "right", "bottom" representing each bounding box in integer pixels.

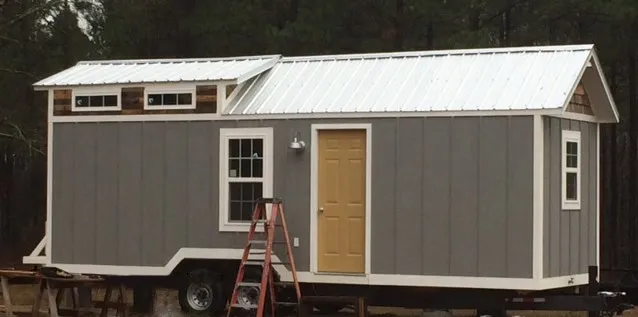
[
  {"left": 141, "top": 123, "right": 165, "bottom": 266},
  {"left": 118, "top": 123, "right": 142, "bottom": 266},
  {"left": 51, "top": 116, "right": 536, "bottom": 278},
  {"left": 477, "top": 117, "right": 508, "bottom": 277},
  {"left": 164, "top": 122, "right": 189, "bottom": 263},
  {"left": 543, "top": 117, "right": 598, "bottom": 278},
  {"left": 396, "top": 118, "right": 424, "bottom": 275},
  {"left": 186, "top": 122, "right": 214, "bottom": 248},
  {"left": 72, "top": 124, "right": 96, "bottom": 264},
  {"left": 51, "top": 124, "right": 74, "bottom": 263},
  {"left": 370, "top": 120, "right": 396, "bottom": 275},
  {"left": 506, "top": 117, "right": 534, "bottom": 278},
  {"left": 95, "top": 123, "right": 119, "bottom": 265},
  {"left": 421, "top": 118, "right": 451, "bottom": 276},
  {"left": 449, "top": 117, "right": 480, "bottom": 277}
]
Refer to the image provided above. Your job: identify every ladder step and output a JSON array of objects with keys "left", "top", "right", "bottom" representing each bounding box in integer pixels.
[
  {"left": 243, "top": 260, "right": 291, "bottom": 266},
  {"left": 256, "top": 198, "right": 282, "bottom": 204},
  {"left": 244, "top": 261, "right": 266, "bottom": 266},
  {"left": 237, "top": 282, "right": 262, "bottom": 287},
  {"left": 249, "top": 240, "right": 286, "bottom": 245},
  {"left": 232, "top": 303, "right": 258, "bottom": 309}
]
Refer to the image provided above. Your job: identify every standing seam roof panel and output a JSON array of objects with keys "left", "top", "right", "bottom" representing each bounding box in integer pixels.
[
  {"left": 227, "top": 46, "right": 592, "bottom": 114},
  {"left": 33, "top": 55, "right": 281, "bottom": 87}
]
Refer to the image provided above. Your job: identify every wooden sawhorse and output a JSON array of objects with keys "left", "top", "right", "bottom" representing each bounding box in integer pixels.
[
  {"left": 0, "top": 268, "right": 129, "bottom": 317},
  {"left": 32, "top": 275, "right": 129, "bottom": 317},
  {"left": 0, "top": 268, "right": 43, "bottom": 317}
]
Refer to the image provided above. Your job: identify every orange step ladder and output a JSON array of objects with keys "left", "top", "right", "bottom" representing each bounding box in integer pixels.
[{"left": 226, "top": 198, "right": 302, "bottom": 317}]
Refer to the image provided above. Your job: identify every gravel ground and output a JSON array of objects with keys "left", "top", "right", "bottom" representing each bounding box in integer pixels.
[{"left": 0, "top": 284, "right": 630, "bottom": 317}]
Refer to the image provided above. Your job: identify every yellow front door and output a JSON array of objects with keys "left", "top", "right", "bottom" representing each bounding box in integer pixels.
[{"left": 317, "top": 129, "right": 366, "bottom": 274}]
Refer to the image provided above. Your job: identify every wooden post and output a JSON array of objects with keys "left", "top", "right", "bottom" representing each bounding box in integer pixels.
[{"left": 0, "top": 276, "right": 14, "bottom": 317}]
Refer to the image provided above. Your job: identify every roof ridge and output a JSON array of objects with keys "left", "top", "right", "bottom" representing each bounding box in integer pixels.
[
  {"left": 279, "top": 44, "right": 595, "bottom": 62},
  {"left": 76, "top": 54, "right": 282, "bottom": 65}
]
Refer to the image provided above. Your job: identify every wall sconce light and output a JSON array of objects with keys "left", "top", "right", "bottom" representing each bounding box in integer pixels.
[{"left": 289, "top": 132, "right": 306, "bottom": 152}]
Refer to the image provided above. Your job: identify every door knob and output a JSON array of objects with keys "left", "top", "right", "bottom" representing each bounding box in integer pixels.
[{"left": 319, "top": 207, "right": 324, "bottom": 213}]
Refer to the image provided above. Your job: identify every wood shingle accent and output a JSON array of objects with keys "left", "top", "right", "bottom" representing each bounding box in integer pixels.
[
  {"left": 566, "top": 83, "right": 594, "bottom": 116},
  {"left": 53, "top": 89, "right": 72, "bottom": 115},
  {"left": 196, "top": 85, "right": 217, "bottom": 113}
]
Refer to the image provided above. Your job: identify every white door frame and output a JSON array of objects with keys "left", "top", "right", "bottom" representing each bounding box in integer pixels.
[{"left": 309, "top": 123, "right": 372, "bottom": 275}]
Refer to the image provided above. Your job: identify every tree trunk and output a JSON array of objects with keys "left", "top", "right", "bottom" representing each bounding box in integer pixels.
[
  {"left": 628, "top": 35, "right": 637, "bottom": 268},
  {"left": 427, "top": 21, "right": 434, "bottom": 49},
  {"left": 606, "top": 61, "right": 619, "bottom": 268},
  {"left": 394, "top": 0, "right": 404, "bottom": 50}
]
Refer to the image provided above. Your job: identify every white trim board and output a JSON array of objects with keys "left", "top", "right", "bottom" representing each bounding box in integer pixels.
[
  {"left": 309, "top": 123, "right": 372, "bottom": 275},
  {"left": 43, "top": 247, "right": 587, "bottom": 291},
  {"left": 532, "top": 115, "right": 544, "bottom": 279},
  {"left": 49, "top": 108, "right": 568, "bottom": 123},
  {"left": 46, "top": 90, "right": 53, "bottom": 265}
]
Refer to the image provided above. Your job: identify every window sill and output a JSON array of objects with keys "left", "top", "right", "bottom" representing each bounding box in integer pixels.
[
  {"left": 143, "top": 104, "right": 196, "bottom": 111},
  {"left": 219, "top": 222, "right": 265, "bottom": 233},
  {"left": 72, "top": 106, "right": 121, "bottom": 112},
  {"left": 562, "top": 201, "right": 581, "bottom": 211}
]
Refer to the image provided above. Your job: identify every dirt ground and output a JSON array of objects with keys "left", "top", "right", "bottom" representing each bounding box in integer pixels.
[{"left": 0, "top": 284, "right": 635, "bottom": 317}]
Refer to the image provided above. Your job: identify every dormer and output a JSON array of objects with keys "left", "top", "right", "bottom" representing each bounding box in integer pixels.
[{"left": 33, "top": 55, "right": 281, "bottom": 117}]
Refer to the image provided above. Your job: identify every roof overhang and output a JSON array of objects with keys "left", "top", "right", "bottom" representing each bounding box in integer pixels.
[{"left": 33, "top": 54, "right": 281, "bottom": 91}]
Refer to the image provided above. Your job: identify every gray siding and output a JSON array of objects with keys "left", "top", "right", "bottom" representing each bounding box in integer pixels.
[
  {"left": 542, "top": 117, "right": 598, "bottom": 278},
  {"left": 51, "top": 116, "right": 534, "bottom": 278}
]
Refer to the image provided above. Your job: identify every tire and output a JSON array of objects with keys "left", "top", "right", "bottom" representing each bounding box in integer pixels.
[{"left": 178, "top": 268, "right": 224, "bottom": 315}]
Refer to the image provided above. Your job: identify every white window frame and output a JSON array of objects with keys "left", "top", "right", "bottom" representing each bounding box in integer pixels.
[
  {"left": 561, "top": 129, "right": 581, "bottom": 210},
  {"left": 218, "top": 127, "right": 274, "bottom": 232},
  {"left": 71, "top": 87, "right": 121, "bottom": 112},
  {"left": 144, "top": 85, "right": 196, "bottom": 110}
]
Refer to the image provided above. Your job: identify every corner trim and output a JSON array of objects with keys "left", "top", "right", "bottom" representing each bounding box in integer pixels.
[
  {"left": 532, "top": 115, "right": 544, "bottom": 279},
  {"left": 46, "top": 89, "right": 53, "bottom": 264}
]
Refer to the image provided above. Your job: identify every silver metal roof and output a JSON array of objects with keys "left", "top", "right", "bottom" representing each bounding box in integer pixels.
[
  {"left": 33, "top": 55, "right": 281, "bottom": 88},
  {"left": 226, "top": 44, "right": 595, "bottom": 114}
]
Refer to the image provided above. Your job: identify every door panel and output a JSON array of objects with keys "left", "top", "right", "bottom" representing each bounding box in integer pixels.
[{"left": 317, "top": 129, "right": 366, "bottom": 274}]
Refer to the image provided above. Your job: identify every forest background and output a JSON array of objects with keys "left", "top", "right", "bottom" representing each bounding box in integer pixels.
[{"left": 0, "top": 0, "right": 634, "bottom": 270}]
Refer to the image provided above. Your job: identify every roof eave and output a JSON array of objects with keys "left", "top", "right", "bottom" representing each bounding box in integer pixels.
[
  {"left": 32, "top": 78, "right": 241, "bottom": 91},
  {"left": 590, "top": 50, "right": 620, "bottom": 123}
]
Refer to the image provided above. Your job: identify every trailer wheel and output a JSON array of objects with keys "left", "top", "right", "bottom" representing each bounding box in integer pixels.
[{"left": 178, "top": 268, "right": 224, "bottom": 315}]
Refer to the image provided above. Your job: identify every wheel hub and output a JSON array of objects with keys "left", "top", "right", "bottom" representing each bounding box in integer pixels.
[
  {"left": 238, "top": 285, "right": 260, "bottom": 307},
  {"left": 186, "top": 283, "right": 214, "bottom": 311}
]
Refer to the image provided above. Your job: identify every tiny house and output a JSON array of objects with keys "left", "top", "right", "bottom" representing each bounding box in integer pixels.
[{"left": 24, "top": 44, "right": 618, "bottom": 297}]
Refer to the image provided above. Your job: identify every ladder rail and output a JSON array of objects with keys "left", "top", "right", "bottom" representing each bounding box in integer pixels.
[
  {"left": 226, "top": 198, "right": 302, "bottom": 317},
  {"left": 279, "top": 204, "right": 302, "bottom": 300}
]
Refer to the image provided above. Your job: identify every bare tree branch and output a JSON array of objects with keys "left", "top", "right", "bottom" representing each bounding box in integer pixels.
[
  {"left": 0, "top": 119, "right": 45, "bottom": 156},
  {"left": 0, "top": 67, "right": 38, "bottom": 79},
  {"left": 0, "top": 0, "right": 63, "bottom": 29}
]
